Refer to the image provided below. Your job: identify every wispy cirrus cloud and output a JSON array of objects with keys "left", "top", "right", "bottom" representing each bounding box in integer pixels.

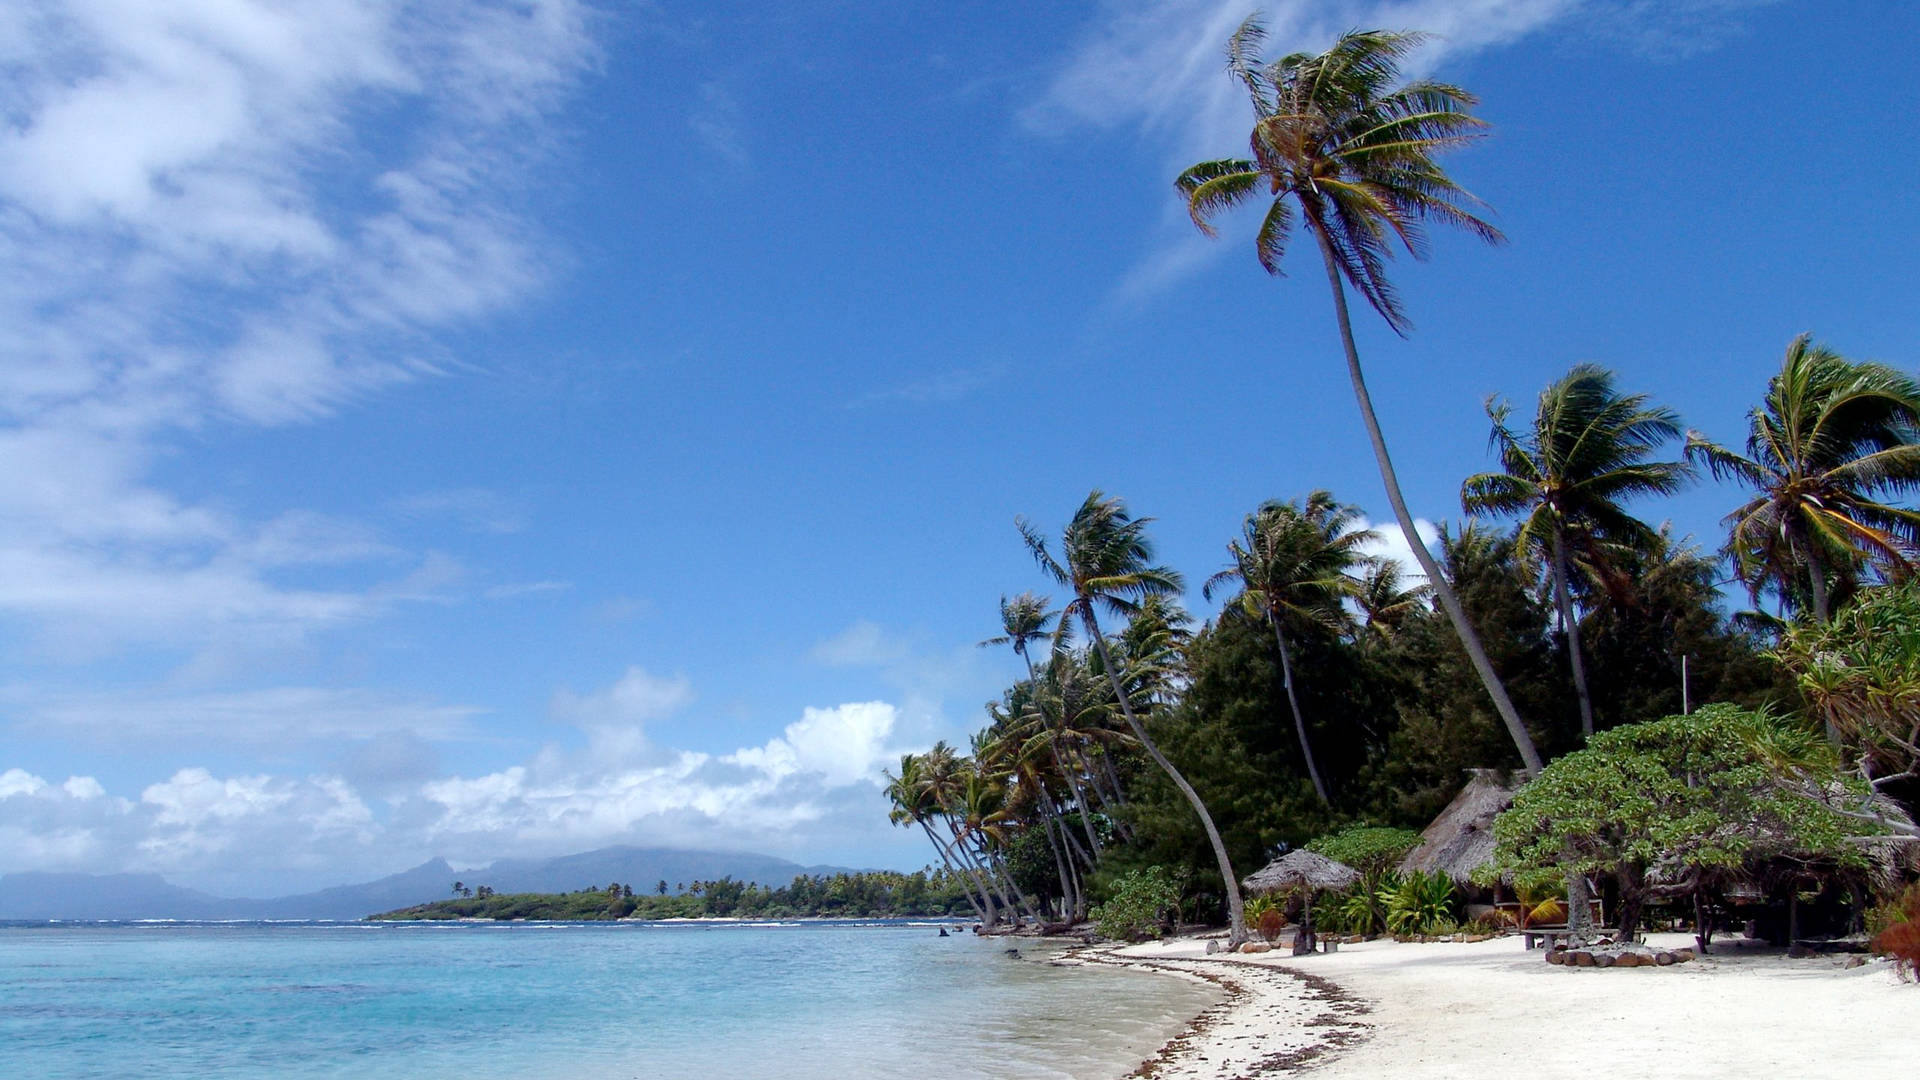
[
  {"left": 847, "top": 361, "right": 1011, "bottom": 409},
  {"left": 9, "top": 685, "right": 486, "bottom": 746},
  {"left": 1026, "top": 0, "right": 1782, "bottom": 301},
  {"left": 0, "top": 1, "right": 595, "bottom": 660}
]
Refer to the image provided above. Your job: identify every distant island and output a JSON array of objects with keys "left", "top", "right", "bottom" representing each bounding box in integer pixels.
[
  {"left": 369, "top": 870, "right": 974, "bottom": 921},
  {"left": 0, "top": 845, "right": 865, "bottom": 922}
]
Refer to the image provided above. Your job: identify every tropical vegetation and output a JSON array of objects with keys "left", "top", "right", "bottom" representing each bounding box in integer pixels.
[
  {"left": 370, "top": 871, "right": 980, "bottom": 921},
  {"left": 865, "top": 23, "right": 1918, "bottom": 954}
]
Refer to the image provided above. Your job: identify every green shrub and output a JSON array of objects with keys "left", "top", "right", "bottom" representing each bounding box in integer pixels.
[
  {"left": 1308, "top": 827, "right": 1420, "bottom": 936},
  {"left": 1383, "top": 870, "right": 1456, "bottom": 936},
  {"left": 1091, "top": 866, "right": 1183, "bottom": 942}
]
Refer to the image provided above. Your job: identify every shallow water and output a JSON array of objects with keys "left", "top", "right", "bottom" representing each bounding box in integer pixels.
[{"left": 0, "top": 920, "right": 1220, "bottom": 1079}]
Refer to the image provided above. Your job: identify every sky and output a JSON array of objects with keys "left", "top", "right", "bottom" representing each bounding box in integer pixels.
[{"left": 0, "top": 0, "right": 1913, "bottom": 897}]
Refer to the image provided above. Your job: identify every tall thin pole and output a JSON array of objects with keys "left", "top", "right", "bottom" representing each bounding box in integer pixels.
[{"left": 1681, "top": 655, "right": 1690, "bottom": 715}]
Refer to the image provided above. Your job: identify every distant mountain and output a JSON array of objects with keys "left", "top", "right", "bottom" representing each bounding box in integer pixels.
[
  {"left": 478, "top": 846, "right": 850, "bottom": 896},
  {"left": 0, "top": 847, "right": 856, "bottom": 921},
  {"left": 0, "top": 872, "right": 246, "bottom": 921}
]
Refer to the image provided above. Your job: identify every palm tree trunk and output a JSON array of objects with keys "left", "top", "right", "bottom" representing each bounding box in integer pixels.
[
  {"left": 1311, "top": 224, "right": 1543, "bottom": 778},
  {"left": 941, "top": 821, "right": 1001, "bottom": 924},
  {"left": 1551, "top": 526, "right": 1596, "bottom": 739},
  {"left": 1083, "top": 610, "right": 1248, "bottom": 945},
  {"left": 1038, "top": 800, "right": 1077, "bottom": 920},
  {"left": 1802, "top": 538, "right": 1841, "bottom": 744},
  {"left": 920, "top": 820, "right": 987, "bottom": 922},
  {"left": 1268, "top": 612, "right": 1330, "bottom": 802},
  {"left": 1023, "top": 651, "right": 1106, "bottom": 859}
]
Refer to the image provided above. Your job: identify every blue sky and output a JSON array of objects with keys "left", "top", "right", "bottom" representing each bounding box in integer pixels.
[{"left": 0, "top": 0, "right": 1912, "bottom": 896}]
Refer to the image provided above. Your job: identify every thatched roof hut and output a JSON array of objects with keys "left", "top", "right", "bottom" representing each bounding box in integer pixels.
[
  {"left": 1399, "top": 768, "right": 1525, "bottom": 885},
  {"left": 1242, "top": 849, "right": 1359, "bottom": 894}
]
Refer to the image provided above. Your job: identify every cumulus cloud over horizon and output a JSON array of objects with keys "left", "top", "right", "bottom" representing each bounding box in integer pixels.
[{"left": 0, "top": 667, "right": 922, "bottom": 894}]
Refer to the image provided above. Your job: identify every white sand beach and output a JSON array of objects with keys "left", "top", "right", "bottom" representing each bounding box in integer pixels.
[{"left": 1093, "top": 933, "right": 1915, "bottom": 1079}]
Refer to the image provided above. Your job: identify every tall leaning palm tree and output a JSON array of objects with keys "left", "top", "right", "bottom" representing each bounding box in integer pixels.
[
  {"left": 1461, "top": 364, "right": 1689, "bottom": 738},
  {"left": 1686, "top": 334, "right": 1920, "bottom": 625},
  {"left": 982, "top": 592, "right": 1107, "bottom": 861},
  {"left": 1019, "top": 490, "right": 1250, "bottom": 945},
  {"left": 1178, "top": 19, "right": 1541, "bottom": 775},
  {"left": 1203, "top": 491, "right": 1372, "bottom": 802}
]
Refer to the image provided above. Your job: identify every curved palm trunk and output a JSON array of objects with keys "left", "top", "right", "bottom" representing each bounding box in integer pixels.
[
  {"left": 1051, "top": 742, "right": 1105, "bottom": 859},
  {"left": 1799, "top": 534, "right": 1842, "bottom": 745},
  {"left": 1037, "top": 793, "right": 1081, "bottom": 920},
  {"left": 1083, "top": 611, "right": 1248, "bottom": 945},
  {"left": 1311, "top": 225, "right": 1544, "bottom": 778},
  {"left": 1267, "top": 612, "right": 1330, "bottom": 802},
  {"left": 920, "top": 820, "right": 988, "bottom": 922},
  {"left": 1551, "top": 526, "right": 1596, "bottom": 739},
  {"left": 1022, "top": 650, "right": 1106, "bottom": 860},
  {"left": 940, "top": 820, "right": 1003, "bottom": 925}
]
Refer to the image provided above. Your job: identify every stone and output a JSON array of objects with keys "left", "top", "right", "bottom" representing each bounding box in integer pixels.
[
  {"left": 1205, "top": 939, "right": 1221, "bottom": 955},
  {"left": 1571, "top": 950, "right": 1595, "bottom": 967},
  {"left": 1673, "top": 948, "right": 1695, "bottom": 963},
  {"left": 1239, "top": 942, "right": 1271, "bottom": 954},
  {"left": 1615, "top": 952, "right": 1645, "bottom": 968},
  {"left": 1845, "top": 955, "right": 1868, "bottom": 969},
  {"left": 1591, "top": 952, "right": 1617, "bottom": 968},
  {"left": 1545, "top": 949, "right": 1566, "bottom": 965},
  {"left": 1654, "top": 951, "right": 1676, "bottom": 966}
]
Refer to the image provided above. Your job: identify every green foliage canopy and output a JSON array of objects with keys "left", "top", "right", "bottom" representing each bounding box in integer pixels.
[
  {"left": 1485, "top": 704, "right": 1873, "bottom": 893},
  {"left": 1780, "top": 583, "right": 1920, "bottom": 791}
]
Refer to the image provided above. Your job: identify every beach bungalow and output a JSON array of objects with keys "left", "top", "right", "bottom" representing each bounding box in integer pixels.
[{"left": 1397, "top": 769, "right": 1521, "bottom": 915}]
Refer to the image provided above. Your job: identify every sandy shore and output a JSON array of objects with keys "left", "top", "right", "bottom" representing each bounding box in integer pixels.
[{"left": 1092, "top": 932, "right": 1915, "bottom": 1078}]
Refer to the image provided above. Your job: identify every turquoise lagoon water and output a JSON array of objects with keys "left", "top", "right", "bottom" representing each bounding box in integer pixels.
[{"left": 0, "top": 920, "right": 1220, "bottom": 1079}]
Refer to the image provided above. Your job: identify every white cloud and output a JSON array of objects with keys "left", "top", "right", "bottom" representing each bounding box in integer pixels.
[
  {"left": 1350, "top": 515, "right": 1442, "bottom": 586},
  {"left": 550, "top": 666, "right": 694, "bottom": 730},
  {"left": 12, "top": 686, "right": 486, "bottom": 745},
  {"left": 390, "top": 489, "right": 529, "bottom": 536},
  {"left": 0, "top": 683, "right": 926, "bottom": 890},
  {"left": 726, "top": 701, "right": 901, "bottom": 788},
  {"left": 0, "top": 1, "right": 595, "bottom": 661}
]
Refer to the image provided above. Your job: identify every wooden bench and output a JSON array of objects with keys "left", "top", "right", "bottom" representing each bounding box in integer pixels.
[
  {"left": 1524, "top": 926, "right": 1622, "bottom": 949},
  {"left": 1523, "top": 926, "right": 1575, "bottom": 950}
]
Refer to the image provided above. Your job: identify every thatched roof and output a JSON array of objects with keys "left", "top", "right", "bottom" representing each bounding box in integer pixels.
[
  {"left": 1243, "top": 849, "right": 1359, "bottom": 894},
  {"left": 1399, "top": 768, "right": 1524, "bottom": 884}
]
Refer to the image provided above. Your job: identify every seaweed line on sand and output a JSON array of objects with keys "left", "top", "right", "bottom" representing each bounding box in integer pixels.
[{"left": 1056, "top": 944, "right": 1373, "bottom": 1078}]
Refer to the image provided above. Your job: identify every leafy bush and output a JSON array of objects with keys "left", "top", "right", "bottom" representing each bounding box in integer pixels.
[
  {"left": 1091, "top": 866, "right": 1183, "bottom": 942},
  {"left": 1383, "top": 870, "right": 1456, "bottom": 936},
  {"left": 1308, "top": 827, "right": 1420, "bottom": 936}
]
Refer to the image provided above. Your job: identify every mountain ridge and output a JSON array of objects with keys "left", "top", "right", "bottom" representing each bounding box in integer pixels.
[{"left": 0, "top": 847, "right": 858, "bottom": 920}]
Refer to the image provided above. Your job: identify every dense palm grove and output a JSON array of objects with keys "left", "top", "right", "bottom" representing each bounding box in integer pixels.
[
  {"left": 373, "top": 870, "right": 980, "bottom": 920},
  {"left": 884, "top": 332, "right": 1919, "bottom": 935},
  {"left": 879, "top": 19, "right": 1919, "bottom": 946}
]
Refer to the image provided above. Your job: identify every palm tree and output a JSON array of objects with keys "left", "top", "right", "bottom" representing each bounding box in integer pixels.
[
  {"left": 1019, "top": 490, "right": 1250, "bottom": 945},
  {"left": 885, "top": 750, "right": 992, "bottom": 923},
  {"left": 1178, "top": 20, "right": 1542, "bottom": 777},
  {"left": 980, "top": 593, "right": 1106, "bottom": 861},
  {"left": 1354, "top": 559, "right": 1429, "bottom": 639},
  {"left": 1203, "top": 491, "right": 1373, "bottom": 802},
  {"left": 1461, "top": 364, "right": 1689, "bottom": 737},
  {"left": 1686, "top": 334, "right": 1920, "bottom": 624}
]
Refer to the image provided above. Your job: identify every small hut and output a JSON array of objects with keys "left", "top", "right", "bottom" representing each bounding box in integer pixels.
[
  {"left": 1242, "top": 849, "right": 1359, "bottom": 954},
  {"left": 1399, "top": 769, "right": 1523, "bottom": 887}
]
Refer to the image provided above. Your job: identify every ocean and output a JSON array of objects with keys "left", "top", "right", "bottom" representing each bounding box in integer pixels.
[{"left": 0, "top": 920, "right": 1220, "bottom": 1079}]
